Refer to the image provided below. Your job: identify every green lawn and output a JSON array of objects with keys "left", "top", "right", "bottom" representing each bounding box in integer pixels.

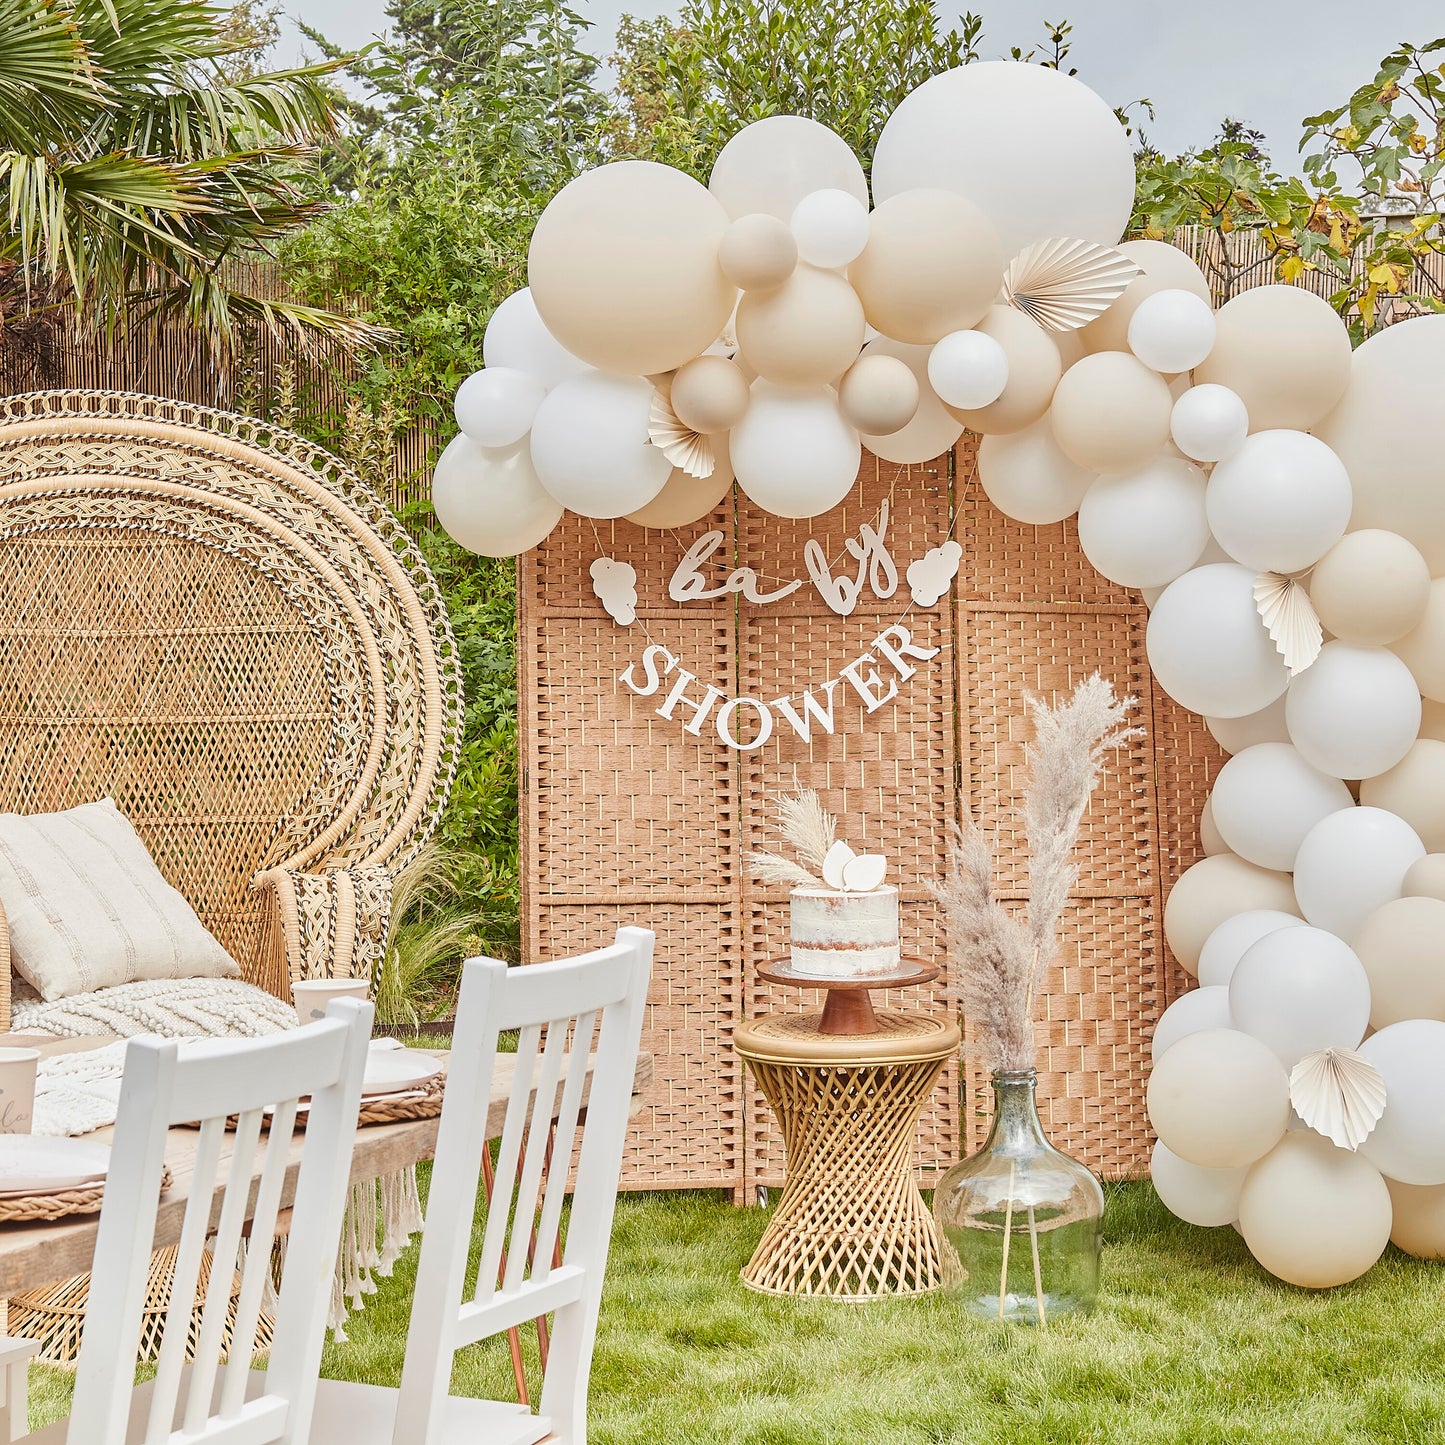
[{"left": 29, "top": 1182, "right": 1445, "bottom": 1443}]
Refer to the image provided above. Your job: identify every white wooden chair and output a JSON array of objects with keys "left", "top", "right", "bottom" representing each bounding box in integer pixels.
[
  {"left": 17, "top": 998, "right": 373, "bottom": 1444},
  {"left": 307, "top": 926, "right": 653, "bottom": 1445}
]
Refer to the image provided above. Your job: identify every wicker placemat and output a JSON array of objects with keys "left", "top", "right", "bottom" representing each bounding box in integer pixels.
[
  {"left": 357, "top": 1070, "right": 444, "bottom": 1126},
  {"left": 0, "top": 1165, "right": 173, "bottom": 1223}
]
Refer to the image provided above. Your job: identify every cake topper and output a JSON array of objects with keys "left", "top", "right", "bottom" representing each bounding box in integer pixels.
[{"left": 747, "top": 789, "right": 888, "bottom": 893}]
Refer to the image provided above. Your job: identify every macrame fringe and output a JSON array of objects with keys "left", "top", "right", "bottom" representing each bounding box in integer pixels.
[{"left": 326, "top": 1165, "right": 425, "bottom": 1341}]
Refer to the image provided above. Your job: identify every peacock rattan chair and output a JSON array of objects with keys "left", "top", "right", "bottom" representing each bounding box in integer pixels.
[{"left": 0, "top": 390, "right": 463, "bottom": 1025}]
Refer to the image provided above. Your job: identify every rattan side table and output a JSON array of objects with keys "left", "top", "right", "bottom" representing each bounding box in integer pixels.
[{"left": 734, "top": 1009, "right": 961, "bottom": 1301}]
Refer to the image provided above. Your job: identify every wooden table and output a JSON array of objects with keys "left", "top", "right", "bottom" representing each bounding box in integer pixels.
[{"left": 0, "top": 1036, "right": 654, "bottom": 1300}]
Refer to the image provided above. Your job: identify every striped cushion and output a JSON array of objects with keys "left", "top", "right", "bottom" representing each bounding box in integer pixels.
[{"left": 0, "top": 799, "right": 240, "bottom": 1002}]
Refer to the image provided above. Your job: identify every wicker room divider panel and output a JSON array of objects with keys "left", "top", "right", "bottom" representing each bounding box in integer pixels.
[{"left": 519, "top": 441, "right": 1221, "bottom": 1196}]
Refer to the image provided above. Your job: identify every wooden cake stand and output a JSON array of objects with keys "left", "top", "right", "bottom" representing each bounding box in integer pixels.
[{"left": 756, "top": 957, "right": 939, "bottom": 1035}]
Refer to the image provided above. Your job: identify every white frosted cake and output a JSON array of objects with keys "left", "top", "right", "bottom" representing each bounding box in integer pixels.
[{"left": 789, "top": 884, "right": 900, "bottom": 978}]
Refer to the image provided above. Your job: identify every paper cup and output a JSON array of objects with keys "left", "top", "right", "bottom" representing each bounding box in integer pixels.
[
  {"left": 0, "top": 1048, "right": 41, "bottom": 1134},
  {"left": 292, "top": 979, "right": 370, "bottom": 1027}
]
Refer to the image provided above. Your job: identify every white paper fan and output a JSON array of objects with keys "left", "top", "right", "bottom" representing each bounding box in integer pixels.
[
  {"left": 1254, "top": 572, "right": 1323, "bottom": 676},
  {"left": 1289, "top": 1047, "right": 1387, "bottom": 1152},
  {"left": 649, "top": 381, "right": 715, "bottom": 479},
  {"left": 1001, "top": 238, "right": 1143, "bottom": 332}
]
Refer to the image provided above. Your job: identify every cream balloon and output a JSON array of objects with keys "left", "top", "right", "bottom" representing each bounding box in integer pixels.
[
  {"left": 1422, "top": 698, "right": 1445, "bottom": 743},
  {"left": 1360, "top": 740, "right": 1445, "bottom": 852},
  {"left": 1208, "top": 743, "right": 1354, "bottom": 873},
  {"left": 837, "top": 353, "right": 920, "bottom": 436},
  {"left": 1146, "top": 564, "right": 1290, "bottom": 719},
  {"left": 625, "top": 435, "right": 735, "bottom": 529},
  {"left": 709, "top": 115, "right": 868, "bottom": 222},
  {"left": 431, "top": 435, "right": 562, "bottom": 558},
  {"left": 1147, "top": 1028, "right": 1290, "bottom": 1170},
  {"left": 482, "top": 287, "right": 588, "bottom": 390},
  {"left": 453, "top": 366, "right": 547, "bottom": 449},
  {"left": 1403, "top": 852, "right": 1445, "bottom": 902},
  {"left": 528, "top": 161, "right": 735, "bottom": 376},
  {"left": 1164, "top": 853, "right": 1299, "bottom": 975},
  {"left": 1050, "top": 352, "right": 1173, "bottom": 474},
  {"left": 735, "top": 264, "right": 865, "bottom": 385},
  {"left": 1076, "top": 457, "right": 1209, "bottom": 589},
  {"left": 871, "top": 61, "right": 1136, "bottom": 255},
  {"left": 1150, "top": 1140, "right": 1247, "bottom": 1228},
  {"left": 1199, "top": 796, "right": 1229, "bottom": 856},
  {"left": 730, "top": 382, "right": 860, "bottom": 519},
  {"left": 848, "top": 188, "right": 1004, "bottom": 345},
  {"left": 1197, "top": 910, "right": 1307, "bottom": 989},
  {"left": 927, "top": 330, "right": 1009, "bottom": 410},
  {"left": 944, "top": 305, "right": 1062, "bottom": 436},
  {"left": 790, "top": 188, "right": 870, "bottom": 269},
  {"left": 1359, "top": 1019, "right": 1445, "bottom": 1185},
  {"left": 976, "top": 416, "right": 1096, "bottom": 526},
  {"left": 718, "top": 213, "right": 798, "bottom": 291},
  {"left": 1309, "top": 529, "right": 1431, "bottom": 648},
  {"left": 855, "top": 337, "right": 963, "bottom": 465},
  {"left": 1080, "top": 239, "right": 1213, "bottom": 355},
  {"left": 1170, "top": 383, "right": 1249, "bottom": 463},
  {"left": 1237, "top": 1133, "right": 1391, "bottom": 1288},
  {"left": 669, "top": 356, "right": 750, "bottom": 434},
  {"left": 1285, "top": 641, "right": 1422, "bottom": 781},
  {"left": 1393, "top": 578, "right": 1445, "bottom": 703},
  {"left": 529, "top": 371, "right": 672, "bottom": 520},
  {"left": 1151, "top": 985, "right": 1232, "bottom": 1061},
  {"left": 1292, "top": 806, "right": 1425, "bottom": 942},
  {"left": 1315, "top": 313, "right": 1445, "bottom": 573},
  {"left": 1352, "top": 896, "right": 1445, "bottom": 1028},
  {"left": 1193, "top": 285, "right": 1352, "bottom": 432},
  {"left": 1387, "top": 1177, "right": 1445, "bottom": 1259},
  {"left": 1205, "top": 694, "right": 1291, "bottom": 755},
  {"left": 1127, "top": 289, "right": 1217, "bottom": 374}
]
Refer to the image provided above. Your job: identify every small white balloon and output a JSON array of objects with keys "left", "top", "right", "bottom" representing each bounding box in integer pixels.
[
  {"left": 1205, "top": 695, "right": 1291, "bottom": 756},
  {"left": 1151, "top": 985, "right": 1233, "bottom": 1061},
  {"left": 1197, "top": 910, "right": 1307, "bottom": 988},
  {"left": 1170, "top": 385, "right": 1249, "bottom": 463},
  {"left": 1208, "top": 743, "right": 1354, "bottom": 872},
  {"left": 431, "top": 434, "right": 563, "bottom": 558},
  {"left": 1360, "top": 1020, "right": 1445, "bottom": 1186},
  {"left": 789, "top": 188, "right": 870, "bottom": 269},
  {"left": 1127, "top": 289, "right": 1218, "bottom": 374},
  {"left": 1076, "top": 457, "right": 1210, "bottom": 589},
  {"left": 482, "top": 287, "right": 589, "bottom": 391},
  {"left": 1292, "top": 805, "right": 1425, "bottom": 942},
  {"left": 926, "top": 330, "right": 1009, "bottom": 411},
  {"left": 1150, "top": 1139, "right": 1247, "bottom": 1228},
  {"left": 453, "top": 367, "right": 547, "bottom": 449},
  {"left": 731, "top": 382, "right": 861, "bottom": 519},
  {"left": 1286, "top": 641, "right": 1423, "bottom": 781}
]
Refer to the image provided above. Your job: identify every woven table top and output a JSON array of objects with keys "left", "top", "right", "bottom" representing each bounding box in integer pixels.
[{"left": 733, "top": 1009, "right": 961, "bottom": 1065}]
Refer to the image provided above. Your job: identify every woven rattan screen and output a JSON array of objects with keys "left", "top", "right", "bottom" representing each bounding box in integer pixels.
[{"left": 519, "top": 440, "right": 1220, "bottom": 1195}]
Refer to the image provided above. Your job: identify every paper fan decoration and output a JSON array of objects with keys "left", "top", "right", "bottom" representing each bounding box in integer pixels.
[
  {"left": 1001, "top": 238, "right": 1143, "bottom": 332},
  {"left": 1254, "top": 572, "right": 1323, "bottom": 676},
  {"left": 1290, "top": 1046, "right": 1387, "bottom": 1152},
  {"left": 649, "top": 381, "right": 715, "bottom": 479}
]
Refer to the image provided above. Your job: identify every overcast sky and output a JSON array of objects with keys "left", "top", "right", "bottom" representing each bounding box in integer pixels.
[{"left": 279, "top": 0, "right": 1444, "bottom": 166}]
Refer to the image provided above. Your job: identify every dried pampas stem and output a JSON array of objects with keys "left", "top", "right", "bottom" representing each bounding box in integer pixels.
[{"left": 774, "top": 790, "right": 838, "bottom": 875}]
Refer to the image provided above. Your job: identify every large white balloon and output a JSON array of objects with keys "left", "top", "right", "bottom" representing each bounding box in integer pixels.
[
  {"left": 730, "top": 382, "right": 861, "bottom": 519},
  {"left": 1208, "top": 743, "right": 1354, "bottom": 872},
  {"left": 790, "top": 188, "right": 870, "bottom": 269},
  {"left": 1206, "top": 430, "right": 1353, "bottom": 575},
  {"left": 1285, "top": 641, "right": 1422, "bottom": 781},
  {"left": 1146, "top": 564, "right": 1290, "bottom": 719},
  {"left": 1205, "top": 695, "right": 1291, "bottom": 755},
  {"left": 1076, "top": 458, "right": 1209, "bottom": 589},
  {"left": 482, "top": 287, "right": 588, "bottom": 390},
  {"left": 1150, "top": 1140, "right": 1247, "bottom": 1229},
  {"left": 872, "top": 61, "right": 1135, "bottom": 255},
  {"left": 976, "top": 415, "right": 1096, "bottom": 526},
  {"left": 1359, "top": 1020, "right": 1445, "bottom": 1185},
  {"left": 855, "top": 337, "right": 963, "bottom": 465},
  {"left": 1228, "top": 925, "right": 1370, "bottom": 1068},
  {"left": 453, "top": 367, "right": 547, "bottom": 449},
  {"left": 1151, "top": 985, "right": 1232, "bottom": 1061},
  {"left": 1197, "top": 910, "right": 1307, "bottom": 989},
  {"left": 709, "top": 116, "right": 868, "bottom": 222},
  {"left": 1127, "top": 289, "right": 1217, "bottom": 375},
  {"left": 1170, "top": 384, "right": 1249, "bottom": 464},
  {"left": 431, "top": 434, "right": 563, "bottom": 558},
  {"left": 529, "top": 371, "right": 671, "bottom": 520},
  {"left": 1292, "top": 806, "right": 1425, "bottom": 942}
]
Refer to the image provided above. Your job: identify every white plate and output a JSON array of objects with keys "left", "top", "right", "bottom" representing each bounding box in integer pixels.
[
  {"left": 361, "top": 1049, "right": 443, "bottom": 1098},
  {"left": 0, "top": 1136, "right": 112, "bottom": 1193}
]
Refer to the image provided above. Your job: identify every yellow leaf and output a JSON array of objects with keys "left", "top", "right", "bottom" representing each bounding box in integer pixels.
[
  {"left": 1279, "top": 256, "right": 1306, "bottom": 283},
  {"left": 1379, "top": 80, "right": 1401, "bottom": 102},
  {"left": 1368, "top": 264, "right": 1394, "bottom": 285},
  {"left": 1360, "top": 287, "right": 1378, "bottom": 330},
  {"left": 1409, "top": 132, "right": 1428, "bottom": 154}
]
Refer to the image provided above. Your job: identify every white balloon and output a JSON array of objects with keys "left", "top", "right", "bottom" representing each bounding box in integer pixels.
[
  {"left": 529, "top": 371, "right": 671, "bottom": 520},
  {"left": 927, "top": 330, "right": 1009, "bottom": 410},
  {"left": 855, "top": 337, "right": 963, "bottom": 465},
  {"left": 1293, "top": 806, "right": 1425, "bottom": 942},
  {"left": 1208, "top": 743, "right": 1354, "bottom": 872},
  {"left": 482, "top": 287, "right": 588, "bottom": 390},
  {"left": 1228, "top": 926, "right": 1370, "bottom": 1068},
  {"left": 1151, "top": 985, "right": 1233, "bottom": 1061},
  {"left": 1205, "top": 695, "right": 1291, "bottom": 755},
  {"left": 1286, "top": 641, "right": 1423, "bottom": 781},
  {"left": 976, "top": 415, "right": 1096, "bottom": 526},
  {"left": 431, "top": 434, "right": 563, "bottom": 558},
  {"left": 1076, "top": 457, "right": 1209, "bottom": 589},
  {"left": 1170, "top": 384, "right": 1249, "bottom": 463},
  {"left": 1150, "top": 1140, "right": 1247, "bottom": 1228},
  {"left": 453, "top": 367, "right": 547, "bottom": 449},
  {"left": 1360, "top": 1020, "right": 1445, "bottom": 1185},
  {"left": 1206, "top": 430, "right": 1353, "bottom": 574},
  {"left": 790, "top": 188, "right": 870, "bottom": 269},
  {"left": 731, "top": 382, "right": 861, "bottom": 519},
  {"left": 872, "top": 61, "right": 1135, "bottom": 255},
  {"left": 1197, "top": 910, "right": 1308, "bottom": 988},
  {"left": 709, "top": 116, "right": 868, "bottom": 221},
  {"left": 1127, "top": 289, "right": 1218, "bottom": 374},
  {"left": 1146, "top": 564, "right": 1290, "bottom": 718}
]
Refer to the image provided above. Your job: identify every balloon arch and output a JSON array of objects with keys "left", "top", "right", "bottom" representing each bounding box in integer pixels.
[{"left": 435, "top": 60, "right": 1445, "bottom": 1290}]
